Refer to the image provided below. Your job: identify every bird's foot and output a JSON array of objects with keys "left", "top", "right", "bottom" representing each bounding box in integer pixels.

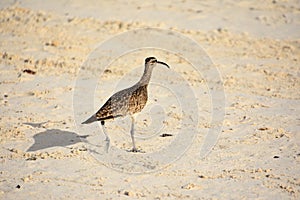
[{"left": 128, "top": 147, "right": 144, "bottom": 153}]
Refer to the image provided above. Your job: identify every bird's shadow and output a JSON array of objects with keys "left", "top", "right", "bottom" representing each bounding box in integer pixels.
[{"left": 26, "top": 128, "right": 89, "bottom": 152}]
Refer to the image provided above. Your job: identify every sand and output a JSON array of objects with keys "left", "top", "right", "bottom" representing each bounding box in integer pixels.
[{"left": 0, "top": 0, "right": 299, "bottom": 199}]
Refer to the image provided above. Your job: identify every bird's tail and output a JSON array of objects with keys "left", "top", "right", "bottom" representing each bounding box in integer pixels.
[{"left": 81, "top": 115, "right": 97, "bottom": 124}]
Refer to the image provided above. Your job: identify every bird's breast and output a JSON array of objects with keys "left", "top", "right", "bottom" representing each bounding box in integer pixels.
[{"left": 128, "top": 85, "right": 148, "bottom": 114}]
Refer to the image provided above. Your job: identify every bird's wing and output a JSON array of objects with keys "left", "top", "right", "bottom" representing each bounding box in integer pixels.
[{"left": 95, "top": 87, "right": 134, "bottom": 120}]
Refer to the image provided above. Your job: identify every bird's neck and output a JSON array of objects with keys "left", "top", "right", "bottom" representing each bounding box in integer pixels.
[{"left": 137, "top": 65, "right": 154, "bottom": 86}]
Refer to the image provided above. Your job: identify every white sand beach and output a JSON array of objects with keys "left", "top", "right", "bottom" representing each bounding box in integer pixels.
[{"left": 0, "top": 0, "right": 299, "bottom": 199}]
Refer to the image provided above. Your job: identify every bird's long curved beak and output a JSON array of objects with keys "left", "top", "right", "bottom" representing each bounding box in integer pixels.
[{"left": 157, "top": 61, "right": 170, "bottom": 68}]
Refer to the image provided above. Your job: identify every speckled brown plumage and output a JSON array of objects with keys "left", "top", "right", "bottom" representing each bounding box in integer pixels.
[
  {"left": 82, "top": 57, "right": 170, "bottom": 152},
  {"left": 95, "top": 84, "right": 148, "bottom": 121}
]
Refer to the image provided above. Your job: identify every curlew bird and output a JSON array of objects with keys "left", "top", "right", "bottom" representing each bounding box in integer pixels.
[{"left": 82, "top": 57, "right": 170, "bottom": 152}]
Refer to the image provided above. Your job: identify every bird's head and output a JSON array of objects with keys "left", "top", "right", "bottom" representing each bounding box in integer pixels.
[{"left": 145, "top": 57, "right": 170, "bottom": 68}]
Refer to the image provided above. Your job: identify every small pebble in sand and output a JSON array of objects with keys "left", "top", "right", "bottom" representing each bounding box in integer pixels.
[
  {"left": 258, "top": 127, "right": 269, "bottom": 131},
  {"left": 160, "top": 133, "right": 173, "bottom": 137},
  {"left": 123, "top": 191, "right": 133, "bottom": 196},
  {"left": 23, "top": 69, "right": 36, "bottom": 75}
]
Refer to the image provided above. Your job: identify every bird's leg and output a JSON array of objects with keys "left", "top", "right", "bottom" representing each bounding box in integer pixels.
[
  {"left": 101, "top": 121, "right": 110, "bottom": 153},
  {"left": 130, "top": 115, "right": 138, "bottom": 152}
]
